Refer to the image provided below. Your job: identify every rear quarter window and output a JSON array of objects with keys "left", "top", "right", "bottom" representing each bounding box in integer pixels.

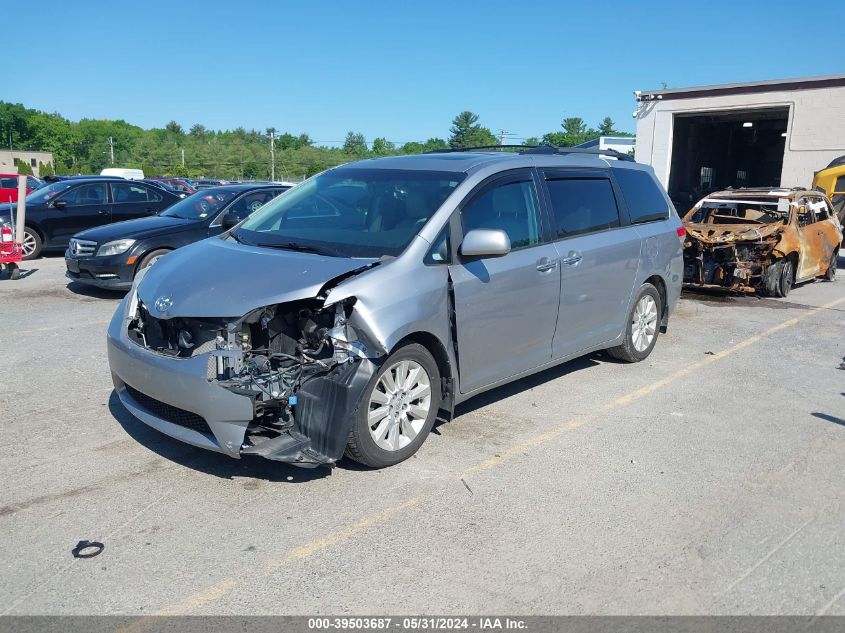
[{"left": 613, "top": 168, "right": 670, "bottom": 224}]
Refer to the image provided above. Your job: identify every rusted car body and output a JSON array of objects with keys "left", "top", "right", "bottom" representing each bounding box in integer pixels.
[{"left": 682, "top": 188, "right": 842, "bottom": 296}]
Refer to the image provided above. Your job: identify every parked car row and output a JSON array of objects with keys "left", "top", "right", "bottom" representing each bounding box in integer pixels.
[
  {"left": 0, "top": 177, "right": 182, "bottom": 259},
  {"left": 66, "top": 183, "right": 289, "bottom": 289},
  {"left": 0, "top": 174, "right": 290, "bottom": 261}
]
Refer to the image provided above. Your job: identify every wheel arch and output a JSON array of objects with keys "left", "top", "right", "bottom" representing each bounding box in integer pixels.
[
  {"left": 132, "top": 245, "right": 173, "bottom": 275},
  {"left": 391, "top": 330, "right": 454, "bottom": 418},
  {"left": 642, "top": 274, "right": 668, "bottom": 328},
  {"left": 24, "top": 222, "right": 45, "bottom": 243}
]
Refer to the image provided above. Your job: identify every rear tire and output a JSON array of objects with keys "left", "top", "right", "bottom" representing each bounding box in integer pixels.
[
  {"left": 21, "top": 227, "right": 42, "bottom": 260},
  {"left": 607, "top": 283, "right": 662, "bottom": 363},
  {"left": 345, "top": 343, "right": 441, "bottom": 468}
]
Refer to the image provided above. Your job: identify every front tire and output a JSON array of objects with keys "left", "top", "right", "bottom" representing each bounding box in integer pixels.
[
  {"left": 607, "top": 283, "right": 662, "bottom": 363},
  {"left": 763, "top": 258, "right": 793, "bottom": 297},
  {"left": 136, "top": 249, "right": 170, "bottom": 275},
  {"left": 345, "top": 343, "right": 441, "bottom": 468},
  {"left": 779, "top": 258, "right": 795, "bottom": 297}
]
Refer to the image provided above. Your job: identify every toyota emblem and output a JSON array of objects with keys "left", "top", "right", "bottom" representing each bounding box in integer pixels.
[{"left": 154, "top": 295, "right": 174, "bottom": 313}]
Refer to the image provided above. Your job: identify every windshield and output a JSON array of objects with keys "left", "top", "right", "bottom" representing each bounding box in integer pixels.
[
  {"left": 25, "top": 181, "right": 75, "bottom": 204},
  {"left": 687, "top": 198, "right": 790, "bottom": 225},
  {"left": 235, "top": 168, "right": 464, "bottom": 258},
  {"left": 161, "top": 189, "right": 238, "bottom": 220}
]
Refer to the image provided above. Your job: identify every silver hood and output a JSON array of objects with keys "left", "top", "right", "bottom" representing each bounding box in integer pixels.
[{"left": 136, "top": 237, "right": 378, "bottom": 318}]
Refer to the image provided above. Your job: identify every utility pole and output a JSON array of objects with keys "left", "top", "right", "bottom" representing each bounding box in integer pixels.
[
  {"left": 108, "top": 136, "right": 115, "bottom": 164},
  {"left": 498, "top": 129, "right": 509, "bottom": 145},
  {"left": 269, "top": 130, "right": 276, "bottom": 182},
  {"left": 181, "top": 148, "right": 185, "bottom": 167}
]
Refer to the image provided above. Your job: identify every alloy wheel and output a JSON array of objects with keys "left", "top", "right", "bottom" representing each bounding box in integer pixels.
[
  {"left": 21, "top": 230, "right": 37, "bottom": 258},
  {"left": 631, "top": 295, "right": 658, "bottom": 352},
  {"left": 367, "top": 360, "right": 432, "bottom": 452}
]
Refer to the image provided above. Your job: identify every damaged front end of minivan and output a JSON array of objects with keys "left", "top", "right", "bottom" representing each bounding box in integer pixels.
[{"left": 123, "top": 289, "right": 384, "bottom": 468}]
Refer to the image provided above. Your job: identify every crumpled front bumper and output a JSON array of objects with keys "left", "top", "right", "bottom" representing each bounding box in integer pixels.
[{"left": 107, "top": 298, "right": 375, "bottom": 467}]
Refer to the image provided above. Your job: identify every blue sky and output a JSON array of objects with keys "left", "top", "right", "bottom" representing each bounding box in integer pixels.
[{"left": 8, "top": 0, "right": 845, "bottom": 146}]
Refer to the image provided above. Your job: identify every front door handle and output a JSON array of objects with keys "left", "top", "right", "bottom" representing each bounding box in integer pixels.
[
  {"left": 536, "top": 257, "right": 558, "bottom": 272},
  {"left": 561, "top": 253, "right": 582, "bottom": 266},
  {"left": 98, "top": 209, "right": 109, "bottom": 215}
]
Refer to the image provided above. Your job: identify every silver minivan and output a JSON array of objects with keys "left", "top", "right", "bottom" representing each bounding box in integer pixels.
[{"left": 107, "top": 147, "right": 683, "bottom": 468}]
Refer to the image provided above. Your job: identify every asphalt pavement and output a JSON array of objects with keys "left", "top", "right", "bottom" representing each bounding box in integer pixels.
[{"left": 1, "top": 254, "right": 844, "bottom": 615}]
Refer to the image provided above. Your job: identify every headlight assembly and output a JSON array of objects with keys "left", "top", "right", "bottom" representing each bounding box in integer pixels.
[{"left": 96, "top": 239, "right": 136, "bottom": 257}]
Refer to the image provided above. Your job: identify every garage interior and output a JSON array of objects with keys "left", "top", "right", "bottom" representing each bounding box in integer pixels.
[{"left": 667, "top": 107, "right": 789, "bottom": 209}]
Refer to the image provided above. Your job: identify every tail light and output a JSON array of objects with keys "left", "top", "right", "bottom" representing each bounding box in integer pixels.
[{"left": 676, "top": 226, "right": 686, "bottom": 240}]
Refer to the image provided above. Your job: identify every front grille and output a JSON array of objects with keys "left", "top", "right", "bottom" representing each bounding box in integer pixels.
[
  {"left": 128, "top": 301, "right": 223, "bottom": 358},
  {"left": 124, "top": 384, "right": 214, "bottom": 437},
  {"left": 68, "top": 238, "right": 97, "bottom": 257}
]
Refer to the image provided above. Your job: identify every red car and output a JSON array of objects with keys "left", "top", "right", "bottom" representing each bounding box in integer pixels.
[
  {"left": 155, "top": 178, "right": 197, "bottom": 195},
  {"left": 0, "top": 174, "right": 43, "bottom": 203}
]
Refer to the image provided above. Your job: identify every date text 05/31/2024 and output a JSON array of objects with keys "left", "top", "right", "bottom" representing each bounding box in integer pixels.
[{"left": 307, "top": 617, "right": 528, "bottom": 630}]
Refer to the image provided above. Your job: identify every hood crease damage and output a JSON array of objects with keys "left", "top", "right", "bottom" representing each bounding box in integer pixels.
[{"left": 125, "top": 262, "right": 388, "bottom": 467}]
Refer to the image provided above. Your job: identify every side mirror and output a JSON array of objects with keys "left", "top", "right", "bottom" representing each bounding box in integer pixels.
[
  {"left": 460, "top": 229, "right": 511, "bottom": 258},
  {"left": 53, "top": 199, "right": 67, "bottom": 209},
  {"left": 220, "top": 210, "right": 241, "bottom": 229}
]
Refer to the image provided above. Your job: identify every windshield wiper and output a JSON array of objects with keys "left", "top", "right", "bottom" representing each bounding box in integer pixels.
[{"left": 257, "top": 241, "right": 340, "bottom": 257}]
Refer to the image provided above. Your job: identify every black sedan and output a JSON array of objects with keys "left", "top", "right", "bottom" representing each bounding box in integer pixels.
[
  {"left": 0, "top": 177, "right": 182, "bottom": 259},
  {"left": 65, "top": 184, "right": 289, "bottom": 290}
]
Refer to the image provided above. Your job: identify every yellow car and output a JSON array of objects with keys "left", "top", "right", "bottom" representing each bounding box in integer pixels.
[{"left": 812, "top": 155, "right": 845, "bottom": 224}]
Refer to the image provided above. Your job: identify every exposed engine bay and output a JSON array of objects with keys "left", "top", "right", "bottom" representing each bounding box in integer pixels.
[
  {"left": 126, "top": 296, "right": 371, "bottom": 465},
  {"left": 682, "top": 196, "right": 792, "bottom": 293}
]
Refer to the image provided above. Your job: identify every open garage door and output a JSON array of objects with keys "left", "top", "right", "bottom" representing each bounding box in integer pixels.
[{"left": 668, "top": 107, "right": 789, "bottom": 211}]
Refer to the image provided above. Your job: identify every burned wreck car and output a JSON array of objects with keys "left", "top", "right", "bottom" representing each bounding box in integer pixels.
[
  {"left": 682, "top": 188, "right": 842, "bottom": 297},
  {"left": 108, "top": 149, "right": 683, "bottom": 468}
]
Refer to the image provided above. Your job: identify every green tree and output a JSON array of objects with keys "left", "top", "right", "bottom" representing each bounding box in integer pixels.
[
  {"left": 562, "top": 117, "right": 588, "bottom": 137},
  {"left": 343, "top": 131, "right": 367, "bottom": 155},
  {"left": 597, "top": 117, "right": 616, "bottom": 136},
  {"left": 448, "top": 111, "right": 497, "bottom": 149},
  {"left": 423, "top": 137, "right": 448, "bottom": 152},
  {"left": 524, "top": 137, "right": 540, "bottom": 146},
  {"left": 165, "top": 120, "right": 184, "bottom": 136},
  {"left": 189, "top": 124, "right": 208, "bottom": 138},
  {"left": 37, "top": 161, "right": 54, "bottom": 177},
  {"left": 371, "top": 137, "right": 395, "bottom": 155},
  {"left": 14, "top": 159, "right": 33, "bottom": 175},
  {"left": 541, "top": 117, "right": 598, "bottom": 147}
]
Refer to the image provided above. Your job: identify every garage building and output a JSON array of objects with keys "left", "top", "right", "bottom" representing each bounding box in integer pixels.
[{"left": 633, "top": 74, "right": 845, "bottom": 209}]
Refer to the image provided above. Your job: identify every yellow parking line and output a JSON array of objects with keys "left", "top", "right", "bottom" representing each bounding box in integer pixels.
[{"left": 140, "top": 295, "right": 845, "bottom": 616}]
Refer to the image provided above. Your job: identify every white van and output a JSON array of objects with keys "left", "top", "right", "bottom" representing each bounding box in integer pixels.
[{"left": 100, "top": 168, "right": 144, "bottom": 180}]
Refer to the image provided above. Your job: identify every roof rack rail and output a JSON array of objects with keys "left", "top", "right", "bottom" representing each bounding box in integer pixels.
[
  {"left": 425, "top": 143, "right": 635, "bottom": 162},
  {"left": 426, "top": 145, "right": 531, "bottom": 154},
  {"left": 521, "top": 145, "right": 635, "bottom": 161}
]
